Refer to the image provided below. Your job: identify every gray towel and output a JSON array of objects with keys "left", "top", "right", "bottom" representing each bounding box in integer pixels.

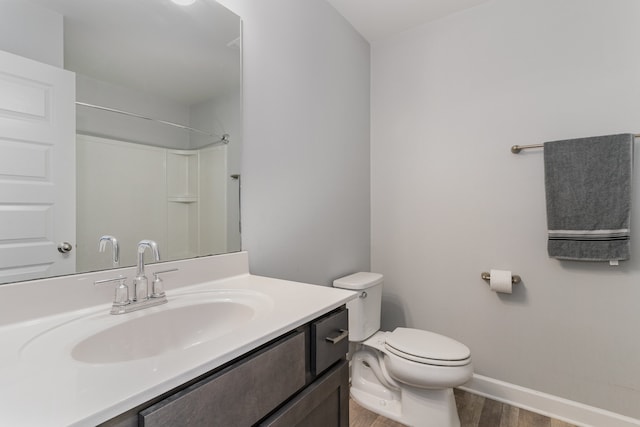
[{"left": 544, "top": 133, "right": 634, "bottom": 262}]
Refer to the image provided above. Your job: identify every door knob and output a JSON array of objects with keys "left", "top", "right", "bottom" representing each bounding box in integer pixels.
[{"left": 57, "top": 242, "right": 73, "bottom": 253}]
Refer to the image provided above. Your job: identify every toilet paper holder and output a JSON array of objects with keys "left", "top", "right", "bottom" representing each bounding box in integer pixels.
[{"left": 481, "top": 271, "right": 521, "bottom": 285}]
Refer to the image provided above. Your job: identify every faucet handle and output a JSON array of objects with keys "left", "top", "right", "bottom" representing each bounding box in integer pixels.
[
  {"left": 94, "top": 276, "right": 130, "bottom": 307},
  {"left": 152, "top": 268, "right": 179, "bottom": 277},
  {"left": 151, "top": 268, "right": 178, "bottom": 298}
]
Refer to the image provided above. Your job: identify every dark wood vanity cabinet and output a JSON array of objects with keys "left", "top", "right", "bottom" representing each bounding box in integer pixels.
[
  {"left": 259, "top": 360, "right": 349, "bottom": 427},
  {"left": 260, "top": 306, "right": 349, "bottom": 427},
  {"left": 101, "top": 306, "right": 349, "bottom": 427}
]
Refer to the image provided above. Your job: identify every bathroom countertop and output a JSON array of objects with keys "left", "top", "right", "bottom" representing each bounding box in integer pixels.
[{"left": 0, "top": 272, "right": 356, "bottom": 426}]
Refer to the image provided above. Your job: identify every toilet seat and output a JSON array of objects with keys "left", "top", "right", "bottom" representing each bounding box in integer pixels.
[{"left": 385, "top": 328, "right": 471, "bottom": 367}]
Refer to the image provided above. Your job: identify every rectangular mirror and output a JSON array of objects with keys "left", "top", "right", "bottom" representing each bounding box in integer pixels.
[{"left": 0, "top": 0, "right": 242, "bottom": 284}]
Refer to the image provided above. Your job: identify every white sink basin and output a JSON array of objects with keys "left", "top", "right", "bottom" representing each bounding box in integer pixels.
[
  {"left": 72, "top": 301, "right": 256, "bottom": 363},
  {"left": 20, "top": 289, "right": 273, "bottom": 364}
]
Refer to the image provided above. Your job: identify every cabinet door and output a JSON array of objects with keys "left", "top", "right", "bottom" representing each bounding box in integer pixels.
[
  {"left": 260, "top": 360, "right": 349, "bottom": 427},
  {"left": 140, "top": 331, "right": 306, "bottom": 427}
]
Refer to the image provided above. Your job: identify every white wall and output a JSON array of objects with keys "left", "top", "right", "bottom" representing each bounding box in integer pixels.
[
  {"left": 371, "top": 0, "right": 640, "bottom": 419},
  {"left": 218, "top": 0, "right": 371, "bottom": 286}
]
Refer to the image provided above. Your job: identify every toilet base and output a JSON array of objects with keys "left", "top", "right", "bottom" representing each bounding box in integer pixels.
[
  {"left": 351, "top": 384, "right": 460, "bottom": 427},
  {"left": 350, "top": 346, "right": 462, "bottom": 427}
]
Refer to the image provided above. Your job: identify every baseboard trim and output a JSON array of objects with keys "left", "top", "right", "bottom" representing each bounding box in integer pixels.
[{"left": 459, "top": 374, "right": 640, "bottom": 427}]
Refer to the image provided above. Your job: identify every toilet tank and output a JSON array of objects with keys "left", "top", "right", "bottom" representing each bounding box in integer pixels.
[{"left": 333, "top": 272, "right": 383, "bottom": 342}]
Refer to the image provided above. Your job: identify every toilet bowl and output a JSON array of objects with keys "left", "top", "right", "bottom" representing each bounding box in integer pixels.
[{"left": 333, "top": 272, "right": 473, "bottom": 427}]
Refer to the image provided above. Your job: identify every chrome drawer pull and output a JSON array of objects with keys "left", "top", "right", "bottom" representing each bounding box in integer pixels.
[{"left": 325, "top": 329, "right": 349, "bottom": 344}]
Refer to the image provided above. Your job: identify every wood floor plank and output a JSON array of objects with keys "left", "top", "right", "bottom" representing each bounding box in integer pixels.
[
  {"left": 499, "top": 404, "right": 520, "bottom": 427},
  {"left": 457, "top": 389, "right": 485, "bottom": 426},
  {"left": 454, "top": 388, "right": 465, "bottom": 412},
  {"left": 349, "top": 398, "right": 382, "bottom": 427},
  {"left": 518, "top": 408, "right": 551, "bottom": 427},
  {"left": 370, "top": 417, "right": 407, "bottom": 427},
  {"left": 550, "top": 419, "right": 578, "bottom": 427},
  {"left": 478, "top": 397, "right": 504, "bottom": 427}
]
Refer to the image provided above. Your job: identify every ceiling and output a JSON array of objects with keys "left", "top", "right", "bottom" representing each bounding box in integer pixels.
[{"left": 326, "top": 0, "right": 492, "bottom": 43}]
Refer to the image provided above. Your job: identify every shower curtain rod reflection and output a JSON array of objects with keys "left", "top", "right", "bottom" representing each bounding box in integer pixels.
[
  {"left": 511, "top": 134, "right": 640, "bottom": 153},
  {"left": 75, "top": 101, "right": 230, "bottom": 145}
]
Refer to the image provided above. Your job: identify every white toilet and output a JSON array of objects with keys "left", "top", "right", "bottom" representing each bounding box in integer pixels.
[{"left": 333, "top": 272, "right": 473, "bottom": 427}]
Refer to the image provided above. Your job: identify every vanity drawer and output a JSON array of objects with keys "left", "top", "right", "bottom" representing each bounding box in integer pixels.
[
  {"left": 311, "top": 307, "right": 349, "bottom": 375},
  {"left": 139, "top": 331, "right": 306, "bottom": 427}
]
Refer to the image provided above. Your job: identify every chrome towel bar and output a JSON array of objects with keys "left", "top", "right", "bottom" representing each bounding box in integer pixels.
[
  {"left": 511, "top": 134, "right": 640, "bottom": 153},
  {"left": 510, "top": 143, "right": 543, "bottom": 153}
]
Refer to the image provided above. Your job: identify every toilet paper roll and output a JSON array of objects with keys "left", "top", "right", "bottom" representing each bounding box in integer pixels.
[{"left": 489, "top": 269, "right": 513, "bottom": 294}]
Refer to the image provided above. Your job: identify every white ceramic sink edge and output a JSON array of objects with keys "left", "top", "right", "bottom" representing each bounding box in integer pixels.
[{"left": 0, "top": 273, "right": 357, "bottom": 427}]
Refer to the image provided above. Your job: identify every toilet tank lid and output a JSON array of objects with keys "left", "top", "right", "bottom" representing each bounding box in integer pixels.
[{"left": 333, "top": 272, "right": 383, "bottom": 290}]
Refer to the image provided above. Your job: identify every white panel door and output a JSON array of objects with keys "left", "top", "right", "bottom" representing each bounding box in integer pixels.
[{"left": 0, "top": 49, "right": 75, "bottom": 283}]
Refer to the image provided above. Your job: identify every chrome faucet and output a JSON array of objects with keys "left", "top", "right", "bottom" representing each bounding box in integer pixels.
[
  {"left": 94, "top": 240, "right": 173, "bottom": 315},
  {"left": 133, "top": 240, "right": 160, "bottom": 302},
  {"left": 98, "top": 235, "right": 120, "bottom": 268}
]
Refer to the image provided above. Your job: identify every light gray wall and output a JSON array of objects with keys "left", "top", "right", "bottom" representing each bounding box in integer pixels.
[
  {"left": 0, "top": 0, "right": 63, "bottom": 67},
  {"left": 371, "top": 0, "right": 640, "bottom": 418},
  {"left": 218, "top": 0, "right": 371, "bottom": 286}
]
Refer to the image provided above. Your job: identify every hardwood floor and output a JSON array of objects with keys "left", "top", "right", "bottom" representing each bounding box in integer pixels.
[
  {"left": 349, "top": 389, "right": 578, "bottom": 427},
  {"left": 350, "top": 398, "right": 405, "bottom": 427}
]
